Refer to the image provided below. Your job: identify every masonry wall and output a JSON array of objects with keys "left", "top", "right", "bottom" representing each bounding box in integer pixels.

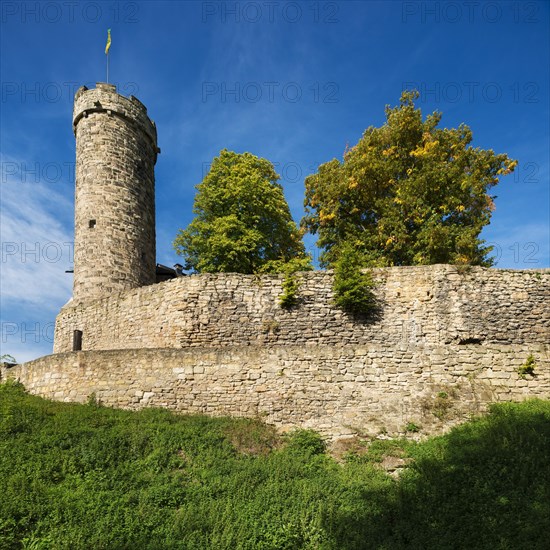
[
  {"left": 3, "top": 266, "right": 548, "bottom": 439},
  {"left": 2, "top": 343, "right": 549, "bottom": 439},
  {"left": 54, "top": 266, "right": 550, "bottom": 353}
]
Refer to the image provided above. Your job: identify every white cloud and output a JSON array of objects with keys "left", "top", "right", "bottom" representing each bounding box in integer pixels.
[
  {"left": 1, "top": 155, "right": 74, "bottom": 362},
  {"left": 1, "top": 173, "right": 73, "bottom": 306}
]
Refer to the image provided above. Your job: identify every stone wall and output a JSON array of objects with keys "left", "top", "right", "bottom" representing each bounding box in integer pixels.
[
  {"left": 2, "top": 343, "right": 549, "bottom": 439},
  {"left": 54, "top": 266, "right": 550, "bottom": 353},
  {"left": 3, "top": 265, "right": 547, "bottom": 439}
]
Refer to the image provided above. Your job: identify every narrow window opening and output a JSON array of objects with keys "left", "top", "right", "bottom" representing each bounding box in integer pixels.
[
  {"left": 89, "top": 219, "right": 96, "bottom": 229},
  {"left": 458, "top": 337, "right": 483, "bottom": 345},
  {"left": 141, "top": 252, "right": 146, "bottom": 261},
  {"left": 73, "top": 330, "right": 83, "bottom": 351}
]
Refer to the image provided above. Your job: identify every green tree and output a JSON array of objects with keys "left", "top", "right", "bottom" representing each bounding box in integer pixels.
[
  {"left": 302, "top": 91, "right": 517, "bottom": 267},
  {"left": 174, "top": 149, "right": 308, "bottom": 273},
  {"left": 332, "top": 242, "right": 377, "bottom": 315}
]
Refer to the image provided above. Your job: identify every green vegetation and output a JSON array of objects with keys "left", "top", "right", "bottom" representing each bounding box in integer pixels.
[
  {"left": 258, "top": 257, "right": 313, "bottom": 309},
  {"left": 302, "top": 90, "right": 517, "bottom": 268},
  {"left": 332, "top": 243, "right": 377, "bottom": 316},
  {"left": 279, "top": 272, "right": 300, "bottom": 309},
  {"left": 1, "top": 382, "right": 549, "bottom": 549},
  {"left": 173, "top": 149, "right": 309, "bottom": 274},
  {"left": 421, "top": 387, "right": 458, "bottom": 420},
  {"left": 518, "top": 353, "right": 536, "bottom": 378},
  {"left": 404, "top": 422, "right": 420, "bottom": 433}
]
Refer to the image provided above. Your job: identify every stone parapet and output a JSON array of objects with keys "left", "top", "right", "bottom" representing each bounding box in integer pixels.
[{"left": 73, "top": 83, "right": 158, "bottom": 154}]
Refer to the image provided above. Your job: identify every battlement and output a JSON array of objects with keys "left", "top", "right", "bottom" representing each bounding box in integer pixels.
[{"left": 73, "top": 83, "right": 159, "bottom": 158}]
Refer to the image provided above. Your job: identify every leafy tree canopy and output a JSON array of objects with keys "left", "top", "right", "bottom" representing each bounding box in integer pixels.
[
  {"left": 174, "top": 149, "right": 309, "bottom": 273},
  {"left": 302, "top": 91, "right": 517, "bottom": 267}
]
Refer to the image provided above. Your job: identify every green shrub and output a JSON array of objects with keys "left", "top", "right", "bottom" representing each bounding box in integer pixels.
[
  {"left": 280, "top": 272, "right": 300, "bottom": 309},
  {"left": 258, "top": 256, "right": 313, "bottom": 309},
  {"left": 285, "top": 429, "right": 327, "bottom": 455},
  {"left": 421, "top": 387, "right": 457, "bottom": 420},
  {"left": 405, "top": 422, "right": 421, "bottom": 433},
  {"left": 0, "top": 378, "right": 25, "bottom": 391},
  {"left": 86, "top": 392, "right": 102, "bottom": 407},
  {"left": 394, "top": 399, "right": 550, "bottom": 549},
  {"left": 517, "top": 354, "right": 536, "bottom": 378},
  {"left": 332, "top": 243, "right": 377, "bottom": 315}
]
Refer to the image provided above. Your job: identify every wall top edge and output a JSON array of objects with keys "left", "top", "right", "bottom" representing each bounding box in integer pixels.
[{"left": 58, "top": 264, "right": 549, "bottom": 310}]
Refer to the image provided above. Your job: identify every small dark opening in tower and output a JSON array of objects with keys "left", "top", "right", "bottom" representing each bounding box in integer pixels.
[
  {"left": 141, "top": 252, "right": 146, "bottom": 261},
  {"left": 89, "top": 219, "right": 96, "bottom": 229},
  {"left": 72, "top": 330, "right": 83, "bottom": 351}
]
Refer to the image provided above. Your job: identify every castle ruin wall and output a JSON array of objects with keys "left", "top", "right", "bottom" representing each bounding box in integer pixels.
[
  {"left": 54, "top": 265, "right": 550, "bottom": 353},
  {"left": 2, "top": 265, "right": 542, "bottom": 438},
  {"left": 2, "top": 343, "right": 549, "bottom": 439}
]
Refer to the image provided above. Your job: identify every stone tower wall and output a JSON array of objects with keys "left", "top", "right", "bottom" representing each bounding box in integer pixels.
[{"left": 72, "top": 83, "right": 158, "bottom": 302}]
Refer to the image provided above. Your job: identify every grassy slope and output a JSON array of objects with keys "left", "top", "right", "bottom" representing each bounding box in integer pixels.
[{"left": 0, "top": 382, "right": 549, "bottom": 550}]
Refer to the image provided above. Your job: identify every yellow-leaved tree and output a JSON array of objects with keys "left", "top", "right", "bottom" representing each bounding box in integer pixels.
[{"left": 302, "top": 91, "right": 517, "bottom": 268}]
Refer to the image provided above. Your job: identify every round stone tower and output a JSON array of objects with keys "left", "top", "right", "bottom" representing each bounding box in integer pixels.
[{"left": 72, "top": 83, "right": 159, "bottom": 302}]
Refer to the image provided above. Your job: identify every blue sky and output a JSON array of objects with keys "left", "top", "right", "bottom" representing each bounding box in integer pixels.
[{"left": 1, "top": 0, "right": 549, "bottom": 362}]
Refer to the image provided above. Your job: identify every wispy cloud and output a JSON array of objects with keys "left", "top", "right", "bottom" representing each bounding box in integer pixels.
[{"left": 1, "top": 155, "right": 73, "bottom": 362}]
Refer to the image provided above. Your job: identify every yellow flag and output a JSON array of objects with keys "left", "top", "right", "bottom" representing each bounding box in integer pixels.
[{"left": 105, "top": 29, "right": 112, "bottom": 55}]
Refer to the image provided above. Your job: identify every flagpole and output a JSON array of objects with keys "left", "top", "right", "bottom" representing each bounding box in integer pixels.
[{"left": 105, "top": 29, "right": 111, "bottom": 84}]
